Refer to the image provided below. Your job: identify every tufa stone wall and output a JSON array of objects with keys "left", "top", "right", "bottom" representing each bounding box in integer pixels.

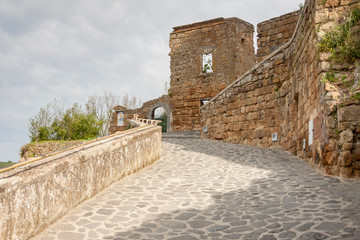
[
  {"left": 168, "top": 17, "right": 256, "bottom": 132},
  {"left": 316, "top": 0, "right": 360, "bottom": 177},
  {"left": 201, "top": 0, "right": 360, "bottom": 178},
  {"left": 257, "top": 10, "right": 300, "bottom": 62},
  {"left": 0, "top": 125, "right": 161, "bottom": 240}
]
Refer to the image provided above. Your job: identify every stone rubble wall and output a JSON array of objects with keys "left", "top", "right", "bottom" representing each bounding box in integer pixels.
[
  {"left": 201, "top": 0, "right": 360, "bottom": 178},
  {"left": 256, "top": 10, "right": 300, "bottom": 62},
  {"left": 0, "top": 125, "right": 162, "bottom": 240},
  {"left": 316, "top": 0, "right": 360, "bottom": 177}
]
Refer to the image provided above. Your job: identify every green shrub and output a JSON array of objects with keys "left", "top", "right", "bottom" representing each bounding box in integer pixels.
[
  {"left": 30, "top": 103, "right": 103, "bottom": 142},
  {"left": 0, "top": 161, "right": 15, "bottom": 169},
  {"left": 318, "top": 8, "right": 360, "bottom": 64}
]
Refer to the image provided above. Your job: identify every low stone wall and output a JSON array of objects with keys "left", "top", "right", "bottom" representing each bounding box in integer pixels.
[{"left": 0, "top": 125, "right": 162, "bottom": 240}]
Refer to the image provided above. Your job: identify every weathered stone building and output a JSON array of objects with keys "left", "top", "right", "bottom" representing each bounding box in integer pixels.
[
  {"left": 168, "top": 18, "right": 256, "bottom": 131},
  {"left": 110, "top": 17, "right": 256, "bottom": 134},
  {"left": 110, "top": 0, "right": 360, "bottom": 178}
]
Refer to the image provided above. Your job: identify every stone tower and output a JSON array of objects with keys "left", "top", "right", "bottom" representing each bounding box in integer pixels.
[{"left": 169, "top": 17, "right": 256, "bottom": 132}]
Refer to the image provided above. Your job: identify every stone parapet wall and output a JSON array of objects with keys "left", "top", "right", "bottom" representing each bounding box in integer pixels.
[
  {"left": 0, "top": 125, "right": 162, "bottom": 240},
  {"left": 201, "top": 0, "right": 360, "bottom": 178},
  {"left": 257, "top": 10, "right": 300, "bottom": 62}
]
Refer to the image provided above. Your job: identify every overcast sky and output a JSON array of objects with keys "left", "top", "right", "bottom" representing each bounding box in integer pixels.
[{"left": 0, "top": 0, "right": 302, "bottom": 162}]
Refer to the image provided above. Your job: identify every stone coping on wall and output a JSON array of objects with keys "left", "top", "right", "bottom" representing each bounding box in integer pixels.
[
  {"left": 172, "top": 17, "right": 253, "bottom": 33},
  {"left": 132, "top": 114, "right": 162, "bottom": 126}
]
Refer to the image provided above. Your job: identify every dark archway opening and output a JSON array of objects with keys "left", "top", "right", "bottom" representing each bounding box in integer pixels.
[
  {"left": 153, "top": 107, "right": 167, "bottom": 132},
  {"left": 147, "top": 103, "right": 171, "bottom": 132}
]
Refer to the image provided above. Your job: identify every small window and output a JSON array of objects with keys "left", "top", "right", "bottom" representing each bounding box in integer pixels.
[
  {"left": 202, "top": 53, "right": 213, "bottom": 73},
  {"left": 200, "top": 99, "right": 210, "bottom": 106},
  {"left": 117, "top": 112, "right": 124, "bottom": 127}
]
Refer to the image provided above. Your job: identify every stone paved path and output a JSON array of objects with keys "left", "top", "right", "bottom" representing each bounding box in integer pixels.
[{"left": 33, "top": 133, "right": 360, "bottom": 240}]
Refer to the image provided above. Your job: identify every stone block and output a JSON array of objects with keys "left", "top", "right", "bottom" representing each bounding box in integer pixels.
[
  {"left": 339, "top": 151, "right": 352, "bottom": 167},
  {"left": 339, "top": 167, "right": 353, "bottom": 178},
  {"left": 322, "top": 151, "right": 337, "bottom": 165},
  {"left": 326, "top": 116, "right": 336, "bottom": 129},
  {"left": 326, "top": 129, "right": 338, "bottom": 138},
  {"left": 342, "top": 143, "right": 353, "bottom": 151},
  {"left": 338, "top": 105, "right": 360, "bottom": 122},
  {"left": 324, "top": 166, "right": 334, "bottom": 175},
  {"left": 354, "top": 170, "right": 360, "bottom": 178},
  {"left": 353, "top": 160, "right": 360, "bottom": 170},
  {"left": 338, "top": 130, "right": 353, "bottom": 146},
  {"left": 352, "top": 143, "right": 360, "bottom": 161},
  {"left": 339, "top": 122, "right": 351, "bottom": 132}
]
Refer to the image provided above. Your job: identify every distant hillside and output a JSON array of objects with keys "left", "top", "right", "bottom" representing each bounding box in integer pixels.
[{"left": 0, "top": 161, "right": 15, "bottom": 169}]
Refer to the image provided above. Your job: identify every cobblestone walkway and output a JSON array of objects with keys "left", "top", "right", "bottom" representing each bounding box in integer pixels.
[{"left": 33, "top": 133, "right": 360, "bottom": 240}]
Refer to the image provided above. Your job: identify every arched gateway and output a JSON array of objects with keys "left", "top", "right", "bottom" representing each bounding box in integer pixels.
[
  {"left": 147, "top": 102, "right": 172, "bottom": 132},
  {"left": 108, "top": 95, "right": 172, "bottom": 134}
]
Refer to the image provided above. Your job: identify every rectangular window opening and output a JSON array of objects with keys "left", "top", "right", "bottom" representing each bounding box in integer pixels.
[
  {"left": 200, "top": 99, "right": 211, "bottom": 106},
  {"left": 202, "top": 53, "right": 213, "bottom": 73}
]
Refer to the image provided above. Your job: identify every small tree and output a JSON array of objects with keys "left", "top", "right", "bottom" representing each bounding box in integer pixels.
[
  {"left": 28, "top": 99, "right": 62, "bottom": 142},
  {"left": 85, "top": 91, "right": 120, "bottom": 136},
  {"left": 122, "top": 94, "right": 142, "bottom": 109}
]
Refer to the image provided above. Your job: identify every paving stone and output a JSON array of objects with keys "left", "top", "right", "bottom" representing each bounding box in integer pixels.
[
  {"left": 223, "top": 233, "right": 243, "bottom": 239},
  {"left": 231, "top": 225, "right": 254, "bottom": 232},
  {"left": 141, "top": 222, "right": 157, "bottom": 228},
  {"left": 160, "top": 221, "right": 186, "bottom": 229},
  {"left": 96, "top": 209, "right": 115, "bottom": 215},
  {"left": 298, "top": 232, "right": 329, "bottom": 240},
  {"left": 266, "top": 223, "right": 281, "bottom": 229},
  {"left": 296, "top": 222, "right": 315, "bottom": 231},
  {"left": 188, "top": 221, "right": 213, "bottom": 228},
  {"left": 278, "top": 231, "right": 296, "bottom": 238},
  {"left": 175, "top": 212, "right": 197, "bottom": 220},
  {"left": 168, "top": 236, "right": 198, "bottom": 240},
  {"left": 207, "top": 224, "right": 230, "bottom": 232},
  {"left": 58, "top": 232, "right": 85, "bottom": 240},
  {"left": 31, "top": 135, "right": 360, "bottom": 240},
  {"left": 146, "top": 234, "right": 164, "bottom": 240},
  {"left": 314, "top": 222, "right": 346, "bottom": 232},
  {"left": 259, "top": 235, "right": 276, "bottom": 240},
  {"left": 242, "top": 233, "right": 261, "bottom": 240}
]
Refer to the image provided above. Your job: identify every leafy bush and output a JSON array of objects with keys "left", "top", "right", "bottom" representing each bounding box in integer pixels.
[
  {"left": 0, "top": 161, "right": 15, "bottom": 169},
  {"left": 29, "top": 103, "right": 103, "bottom": 142},
  {"left": 318, "top": 8, "right": 360, "bottom": 64},
  {"left": 28, "top": 92, "right": 142, "bottom": 142}
]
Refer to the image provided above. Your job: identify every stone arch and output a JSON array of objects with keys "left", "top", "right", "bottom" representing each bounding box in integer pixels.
[{"left": 147, "top": 102, "right": 172, "bottom": 132}]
